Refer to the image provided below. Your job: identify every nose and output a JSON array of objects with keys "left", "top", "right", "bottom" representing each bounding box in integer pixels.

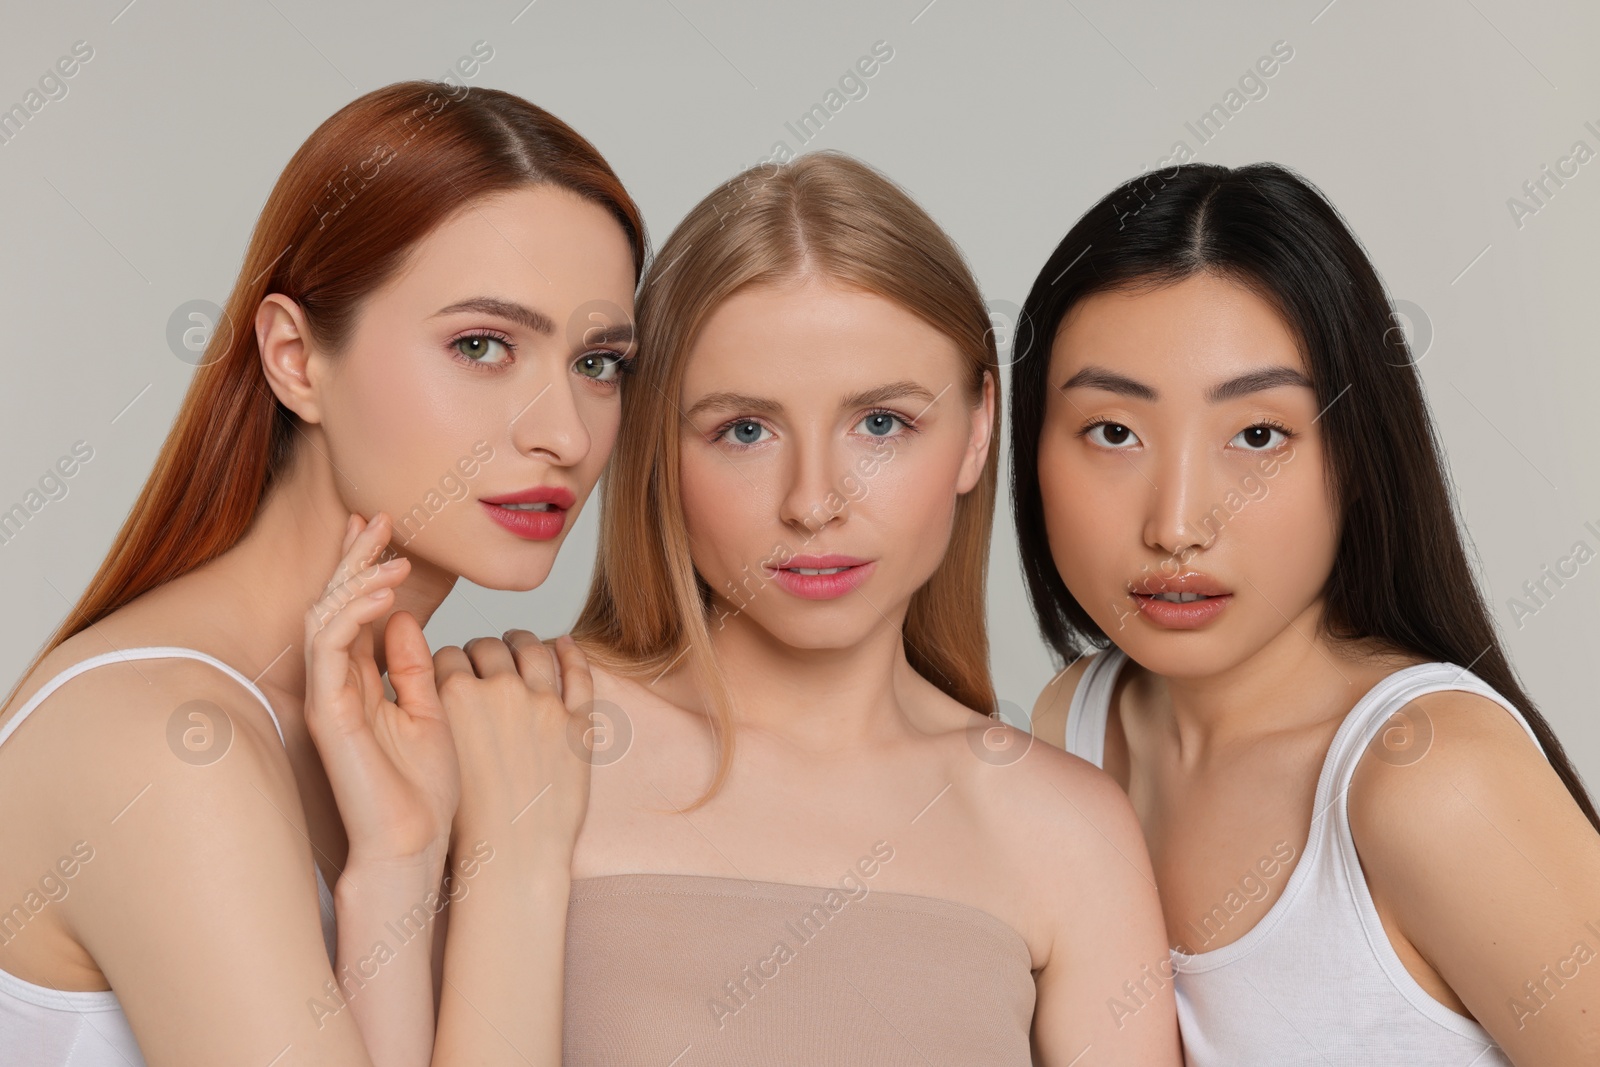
[
  {"left": 508, "top": 364, "right": 592, "bottom": 466},
  {"left": 778, "top": 427, "right": 849, "bottom": 536},
  {"left": 1141, "top": 438, "right": 1221, "bottom": 562}
]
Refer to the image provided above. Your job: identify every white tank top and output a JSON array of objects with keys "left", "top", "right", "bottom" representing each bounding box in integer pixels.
[
  {"left": 0, "top": 647, "right": 338, "bottom": 1067},
  {"left": 1063, "top": 647, "right": 1540, "bottom": 1067}
]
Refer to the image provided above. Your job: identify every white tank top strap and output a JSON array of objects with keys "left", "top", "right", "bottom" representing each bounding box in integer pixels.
[
  {"left": 0, "top": 645, "right": 287, "bottom": 750},
  {"left": 1318, "top": 659, "right": 1547, "bottom": 805},
  {"left": 1061, "top": 646, "right": 1129, "bottom": 767}
]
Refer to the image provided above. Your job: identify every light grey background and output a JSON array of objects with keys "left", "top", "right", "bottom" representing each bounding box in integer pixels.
[{"left": 2, "top": 1, "right": 1595, "bottom": 786}]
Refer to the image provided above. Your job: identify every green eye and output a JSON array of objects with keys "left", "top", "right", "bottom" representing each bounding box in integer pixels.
[
  {"left": 453, "top": 334, "right": 512, "bottom": 365},
  {"left": 575, "top": 352, "right": 628, "bottom": 381}
]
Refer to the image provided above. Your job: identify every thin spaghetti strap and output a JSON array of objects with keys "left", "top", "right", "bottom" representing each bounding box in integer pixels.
[{"left": 0, "top": 646, "right": 287, "bottom": 750}]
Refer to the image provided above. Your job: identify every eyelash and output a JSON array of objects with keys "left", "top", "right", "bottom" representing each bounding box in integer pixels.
[
  {"left": 1074, "top": 417, "right": 1297, "bottom": 449},
  {"left": 448, "top": 329, "right": 639, "bottom": 383},
  {"left": 711, "top": 407, "right": 921, "bottom": 450}
]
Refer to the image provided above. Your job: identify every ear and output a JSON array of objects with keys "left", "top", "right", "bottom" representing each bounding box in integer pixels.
[
  {"left": 954, "top": 368, "right": 996, "bottom": 496},
  {"left": 257, "top": 293, "right": 325, "bottom": 425}
]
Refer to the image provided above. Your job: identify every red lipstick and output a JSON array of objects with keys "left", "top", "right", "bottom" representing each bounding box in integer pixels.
[{"left": 478, "top": 485, "right": 576, "bottom": 541}]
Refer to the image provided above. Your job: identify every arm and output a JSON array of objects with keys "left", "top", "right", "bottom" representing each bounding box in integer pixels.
[
  {"left": 429, "top": 631, "right": 595, "bottom": 1065},
  {"left": 1349, "top": 690, "right": 1600, "bottom": 1064},
  {"left": 56, "top": 670, "right": 384, "bottom": 1066},
  {"left": 301, "top": 512, "right": 460, "bottom": 1067},
  {"left": 1024, "top": 751, "right": 1183, "bottom": 1066}
]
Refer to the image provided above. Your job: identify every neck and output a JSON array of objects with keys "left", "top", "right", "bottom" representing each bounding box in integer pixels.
[
  {"left": 185, "top": 444, "right": 458, "bottom": 704},
  {"left": 1138, "top": 598, "right": 1381, "bottom": 761},
  {"left": 679, "top": 600, "right": 928, "bottom": 753}
]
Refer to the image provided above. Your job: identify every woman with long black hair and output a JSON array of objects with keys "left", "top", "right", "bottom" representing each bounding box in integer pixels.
[{"left": 1014, "top": 162, "right": 1600, "bottom": 1064}]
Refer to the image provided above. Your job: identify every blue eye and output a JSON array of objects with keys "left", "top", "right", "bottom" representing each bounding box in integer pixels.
[
  {"left": 453, "top": 333, "right": 513, "bottom": 366},
  {"left": 721, "top": 419, "right": 771, "bottom": 447},
  {"left": 857, "top": 411, "right": 907, "bottom": 437}
]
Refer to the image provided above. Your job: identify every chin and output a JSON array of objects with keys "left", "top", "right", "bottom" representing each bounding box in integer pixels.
[
  {"left": 1118, "top": 629, "right": 1244, "bottom": 680},
  {"left": 454, "top": 553, "right": 557, "bottom": 593}
]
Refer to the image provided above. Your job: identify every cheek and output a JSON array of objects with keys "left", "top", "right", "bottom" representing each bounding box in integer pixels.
[
  {"left": 1035, "top": 432, "right": 1118, "bottom": 583},
  {"left": 679, "top": 448, "right": 772, "bottom": 575},
  {"left": 324, "top": 347, "right": 458, "bottom": 498},
  {"left": 1233, "top": 457, "right": 1341, "bottom": 601}
]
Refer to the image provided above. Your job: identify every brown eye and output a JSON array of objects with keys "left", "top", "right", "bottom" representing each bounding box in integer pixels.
[
  {"left": 1231, "top": 425, "right": 1289, "bottom": 450},
  {"left": 1086, "top": 422, "right": 1138, "bottom": 448}
]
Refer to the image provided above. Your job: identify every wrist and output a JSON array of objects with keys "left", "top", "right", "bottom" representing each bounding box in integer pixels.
[{"left": 338, "top": 842, "right": 449, "bottom": 901}]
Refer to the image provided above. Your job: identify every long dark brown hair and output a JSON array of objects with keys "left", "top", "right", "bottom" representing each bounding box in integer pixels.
[
  {"left": 5, "top": 80, "right": 646, "bottom": 713},
  {"left": 1009, "top": 161, "right": 1598, "bottom": 831}
]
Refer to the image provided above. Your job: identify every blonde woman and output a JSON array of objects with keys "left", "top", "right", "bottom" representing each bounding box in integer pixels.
[{"left": 559, "top": 152, "right": 1181, "bottom": 1065}]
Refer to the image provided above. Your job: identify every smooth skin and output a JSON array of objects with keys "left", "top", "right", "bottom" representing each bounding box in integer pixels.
[
  {"left": 0, "top": 183, "right": 634, "bottom": 1065},
  {"left": 1029, "top": 271, "right": 1600, "bottom": 1064},
  {"left": 567, "top": 276, "right": 1182, "bottom": 1066}
]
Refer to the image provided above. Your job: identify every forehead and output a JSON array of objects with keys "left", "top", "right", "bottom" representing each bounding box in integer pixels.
[
  {"left": 383, "top": 185, "right": 637, "bottom": 307},
  {"left": 1049, "top": 272, "right": 1306, "bottom": 384},
  {"left": 684, "top": 276, "right": 965, "bottom": 389}
]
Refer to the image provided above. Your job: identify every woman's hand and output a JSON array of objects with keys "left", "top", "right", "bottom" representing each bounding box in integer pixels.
[
  {"left": 303, "top": 511, "right": 460, "bottom": 869},
  {"left": 433, "top": 630, "right": 595, "bottom": 869}
]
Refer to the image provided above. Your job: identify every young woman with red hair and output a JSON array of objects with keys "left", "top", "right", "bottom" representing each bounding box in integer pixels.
[{"left": 0, "top": 80, "right": 643, "bottom": 1066}]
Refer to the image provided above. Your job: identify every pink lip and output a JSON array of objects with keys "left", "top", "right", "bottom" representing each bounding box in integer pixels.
[
  {"left": 1128, "top": 570, "right": 1233, "bottom": 630},
  {"left": 478, "top": 485, "right": 577, "bottom": 542},
  {"left": 1131, "top": 571, "right": 1230, "bottom": 597},
  {"left": 766, "top": 555, "right": 876, "bottom": 600},
  {"left": 1132, "top": 592, "right": 1232, "bottom": 629}
]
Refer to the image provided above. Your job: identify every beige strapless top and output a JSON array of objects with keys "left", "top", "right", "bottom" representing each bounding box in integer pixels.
[{"left": 564, "top": 872, "right": 1036, "bottom": 1065}]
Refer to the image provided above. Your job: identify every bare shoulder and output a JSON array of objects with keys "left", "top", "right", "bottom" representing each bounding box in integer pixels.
[
  {"left": 1349, "top": 685, "right": 1598, "bottom": 901},
  {"left": 1028, "top": 649, "right": 1099, "bottom": 750},
  {"left": 1350, "top": 687, "right": 1577, "bottom": 832},
  {"left": 1346, "top": 687, "right": 1600, "bottom": 1057},
  {"left": 1, "top": 644, "right": 300, "bottom": 855},
  {"left": 958, "top": 704, "right": 1150, "bottom": 898}
]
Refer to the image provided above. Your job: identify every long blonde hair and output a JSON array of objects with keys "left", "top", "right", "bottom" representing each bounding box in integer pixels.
[{"left": 571, "top": 151, "right": 999, "bottom": 809}]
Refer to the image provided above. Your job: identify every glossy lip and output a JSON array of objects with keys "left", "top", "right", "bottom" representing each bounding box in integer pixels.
[
  {"left": 1128, "top": 570, "right": 1233, "bottom": 630},
  {"left": 1130, "top": 571, "right": 1230, "bottom": 597},
  {"left": 765, "top": 554, "right": 876, "bottom": 600},
  {"left": 481, "top": 485, "right": 577, "bottom": 508},
  {"left": 478, "top": 484, "right": 577, "bottom": 542}
]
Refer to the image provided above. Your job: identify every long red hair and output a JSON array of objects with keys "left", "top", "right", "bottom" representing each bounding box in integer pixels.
[{"left": 5, "top": 80, "right": 645, "bottom": 709}]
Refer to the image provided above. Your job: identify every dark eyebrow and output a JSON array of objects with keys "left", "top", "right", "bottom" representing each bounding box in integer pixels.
[
  {"left": 432, "top": 297, "right": 556, "bottom": 337},
  {"left": 1205, "top": 366, "right": 1314, "bottom": 402},
  {"left": 1059, "top": 364, "right": 1313, "bottom": 403},
  {"left": 683, "top": 379, "right": 939, "bottom": 421},
  {"left": 1059, "top": 366, "right": 1157, "bottom": 401}
]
